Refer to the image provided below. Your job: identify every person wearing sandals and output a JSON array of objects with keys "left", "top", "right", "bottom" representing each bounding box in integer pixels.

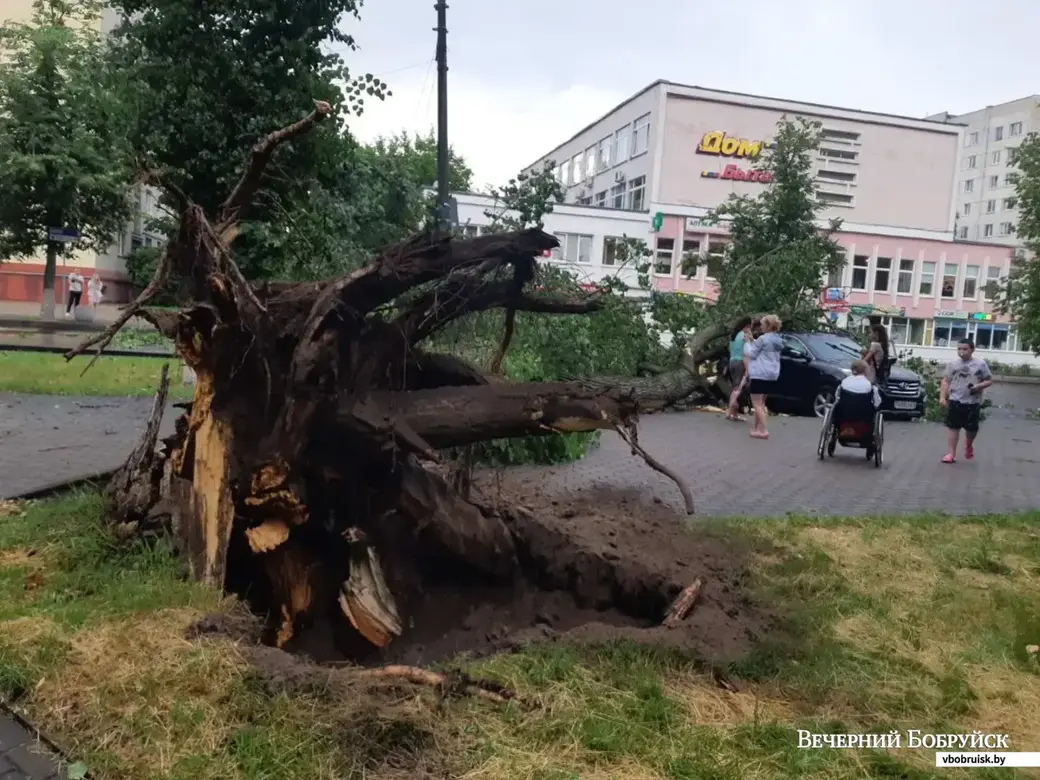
[
  {"left": 743, "top": 314, "right": 783, "bottom": 439},
  {"left": 725, "top": 316, "right": 753, "bottom": 421},
  {"left": 939, "top": 338, "right": 992, "bottom": 463}
]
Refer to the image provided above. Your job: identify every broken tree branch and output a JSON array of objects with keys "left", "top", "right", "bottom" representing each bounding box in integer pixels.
[
  {"left": 613, "top": 422, "right": 695, "bottom": 515},
  {"left": 663, "top": 577, "right": 703, "bottom": 627},
  {"left": 358, "top": 665, "right": 516, "bottom": 704},
  {"left": 218, "top": 99, "right": 333, "bottom": 229}
]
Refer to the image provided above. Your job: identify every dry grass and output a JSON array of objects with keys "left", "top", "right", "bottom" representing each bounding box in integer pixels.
[{"left": 2, "top": 492, "right": 1040, "bottom": 779}]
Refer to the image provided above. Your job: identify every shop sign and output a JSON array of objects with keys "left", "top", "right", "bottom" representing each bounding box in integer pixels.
[
  {"left": 969, "top": 312, "right": 993, "bottom": 321},
  {"left": 936, "top": 309, "right": 968, "bottom": 319},
  {"left": 873, "top": 304, "right": 906, "bottom": 316},
  {"left": 697, "top": 131, "right": 772, "bottom": 159},
  {"left": 701, "top": 164, "right": 773, "bottom": 183},
  {"left": 824, "top": 287, "right": 844, "bottom": 302}
]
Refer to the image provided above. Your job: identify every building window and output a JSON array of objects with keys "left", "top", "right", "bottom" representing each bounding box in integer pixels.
[
  {"left": 632, "top": 113, "right": 650, "bottom": 157},
  {"left": 963, "top": 203, "right": 971, "bottom": 215},
  {"left": 571, "top": 153, "right": 584, "bottom": 184},
  {"left": 818, "top": 191, "right": 854, "bottom": 206},
  {"left": 706, "top": 241, "right": 727, "bottom": 278},
  {"left": 897, "top": 258, "right": 914, "bottom": 294},
  {"left": 874, "top": 257, "right": 892, "bottom": 292},
  {"left": 941, "top": 264, "right": 958, "bottom": 298},
  {"left": 653, "top": 237, "right": 674, "bottom": 275},
  {"left": 627, "top": 176, "right": 646, "bottom": 211},
  {"left": 993, "top": 125, "right": 1004, "bottom": 141},
  {"left": 597, "top": 137, "right": 611, "bottom": 171},
  {"left": 584, "top": 147, "right": 596, "bottom": 180},
  {"left": 576, "top": 194, "right": 592, "bottom": 206},
  {"left": 819, "top": 148, "right": 858, "bottom": 161},
  {"left": 984, "top": 266, "right": 1002, "bottom": 301},
  {"left": 958, "top": 226, "right": 969, "bottom": 239},
  {"left": 989, "top": 175, "right": 1000, "bottom": 188},
  {"left": 934, "top": 318, "right": 969, "bottom": 348},
  {"left": 851, "top": 254, "right": 869, "bottom": 290},
  {"left": 1006, "top": 173, "right": 1020, "bottom": 186},
  {"left": 999, "top": 221, "right": 1014, "bottom": 236},
  {"left": 986, "top": 199, "right": 996, "bottom": 214},
  {"left": 554, "top": 164, "right": 564, "bottom": 183},
  {"left": 594, "top": 190, "right": 606, "bottom": 207},
  {"left": 614, "top": 125, "right": 630, "bottom": 164},
  {"left": 1003, "top": 197, "right": 1017, "bottom": 210},
  {"left": 967, "top": 131, "right": 979, "bottom": 146},
  {"left": 602, "top": 236, "right": 619, "bottom": 266},
  {"left": 983, "top": 223, "right": 994, "bottom": 237},
  {"left": 992, "top": 150, "right": 1002, "bottom": 164},
  {"left": 817, "top": 169, "right": 857, "bottom": 183},
  {"left": 681, "top": 237, "right": 701, "bottom": 277},
  {"left": 965, "top": 155, "right": 977, "bottom": 169},
  {"left": 1010, "top": 122, "right": 1023, "bottom": 136},
  {"left": 963, "top": 179, "right": 974, "bottom": 193},
  {"left": 554, "top": 233, "right": 593, "bottom": 264},
  {"left": 962, "top": 265, "right": 980, "bottom": 299},
  {"left": 1008, "top": 147, "right": 1018, "bottom": 164},
  {"left": 919, "top": 262, "right": 936, "bottom": 295},
  {"left": 562, "top": 159, "right": 572, "bottom": 186},
  {"left": 610, "top": 183, "right": 625, "bottom": 209}
]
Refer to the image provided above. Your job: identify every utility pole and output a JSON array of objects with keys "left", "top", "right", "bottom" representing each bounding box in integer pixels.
[{"left": 434, "top": 0, "right": 450, "bottom": 232}]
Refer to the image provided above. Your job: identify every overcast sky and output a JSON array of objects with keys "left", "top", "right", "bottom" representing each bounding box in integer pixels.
[{"left": 342, "top": 0, "right": 1040, "bottom": 191}]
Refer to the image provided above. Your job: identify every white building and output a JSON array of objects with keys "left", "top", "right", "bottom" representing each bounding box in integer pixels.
[
  {"left": 453, "top": 191, "right": 654, "bottom": 295},
  {"left": 928, "top": 96, "right": 1039, "bottom": 246}
]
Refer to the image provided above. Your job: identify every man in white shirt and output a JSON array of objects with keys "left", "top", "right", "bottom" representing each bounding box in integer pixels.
[
  {"left": 65, "top": 272, "right": 84, "bottom": 318},
  {"left": 835, "top": 359, "right": 881, "bottom": 408}
]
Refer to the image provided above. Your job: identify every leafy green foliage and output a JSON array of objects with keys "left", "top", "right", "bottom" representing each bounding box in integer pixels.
[
  {"left": 481, "top": 161, "right": 565, "bottom": 233},
  {"left": 700, "top": 117, "right": 845, "bottom": 329},
  {"left": 994, "top": 135, "right": 1040, "bottom": 353},
  {"left": 0, "top": 0, "right": 134, "bottom": 291}
]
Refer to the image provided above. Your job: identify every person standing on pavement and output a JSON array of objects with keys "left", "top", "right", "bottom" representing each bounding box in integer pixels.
[
  {"left": 862, "top": 324, "right": 890, "bottom": 384},
  {"left": 939, "top": 338, "right": 993, "bottom": 463},
  {"left": 87, "top": 273, "right": 104, "bottom": 309},
  {"left": 65, "top": 271, "right": 84, "bottom": 318},
  {"left": 725, "top": 316, "right": 753, "bottom": 421},
  {"left": 744, "top": 314, "right": 783, "bottom": 439}
]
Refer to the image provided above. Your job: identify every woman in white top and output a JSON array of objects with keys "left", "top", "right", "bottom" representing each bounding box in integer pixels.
[{"left": 88, "top": 273, "right": 104, "bottom": 308}]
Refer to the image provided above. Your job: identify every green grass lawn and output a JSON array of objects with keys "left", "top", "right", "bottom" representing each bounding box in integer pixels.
[
  {"left": 0, "top": 351, "right": 192, "bottom": 398},
  {"left": 1, "top": 494, "right": 1038, "bottom": 779}
]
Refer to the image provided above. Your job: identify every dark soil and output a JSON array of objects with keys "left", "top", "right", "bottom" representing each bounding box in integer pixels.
[{"left": 194, "top": 479, "right": 775, "bottom": 670}]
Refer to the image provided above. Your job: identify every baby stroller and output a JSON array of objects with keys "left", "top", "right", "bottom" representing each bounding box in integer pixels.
[{"left": 816, "top": 387, "right": 885, "bottom": 468}]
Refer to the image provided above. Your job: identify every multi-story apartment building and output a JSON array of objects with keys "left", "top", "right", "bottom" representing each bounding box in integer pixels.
[
  {"left": 0, "top": 0, "right": 161, "bottom": 305},
  {"left": 928, "top": 96, "right": 1039, "bottom": 246},
  {"left": 526, "top": 80, "right": 963, "bottom": 237}
]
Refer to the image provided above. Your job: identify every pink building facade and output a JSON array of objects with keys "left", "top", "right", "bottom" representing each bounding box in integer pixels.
[{"left": 649, "top": 214, "right": 1034, "bottom": 364}]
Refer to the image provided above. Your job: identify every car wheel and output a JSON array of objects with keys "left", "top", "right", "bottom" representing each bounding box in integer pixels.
[{"left": 812, "top": 386, "right": 836, "bottom": 418}]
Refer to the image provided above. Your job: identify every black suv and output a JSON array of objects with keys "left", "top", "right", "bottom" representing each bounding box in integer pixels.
[{"left": 765, "top": 332, "right": 925, "bottom": 419}]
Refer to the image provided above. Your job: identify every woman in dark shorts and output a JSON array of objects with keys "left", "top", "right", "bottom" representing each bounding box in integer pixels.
[
  {"left": 743, "top": 314, "right": 783, "bottom": 439},
  {"left": 725, "top": 316, "right": 754, "bottom": 420}
]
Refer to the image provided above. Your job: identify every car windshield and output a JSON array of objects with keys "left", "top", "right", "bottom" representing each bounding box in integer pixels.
[{"left": 801, "top": 334, "right": 863, "bottom": 365}]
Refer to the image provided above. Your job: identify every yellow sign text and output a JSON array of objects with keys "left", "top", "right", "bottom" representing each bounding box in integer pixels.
[{"left": 697, "top": 131, "right": 769, "bottom": 158}]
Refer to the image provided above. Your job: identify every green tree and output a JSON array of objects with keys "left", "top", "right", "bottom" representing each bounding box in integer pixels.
[
  {"left": 698, "top": 116, "right": 845, "bottom": 329},
  {"left": 370, "top": 130, "right": 473, "bottom": 194},
  {"left": 106, "top": 0, "right": 389, "bottom": 277},
  {"left": 995, "top": 136, "right": 1040, "bottom": 353},
  {"left": 0, "top": 0, "right": 134, "bottom": 318}
]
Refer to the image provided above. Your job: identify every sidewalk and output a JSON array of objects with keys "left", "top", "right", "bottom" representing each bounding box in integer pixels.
[{"left": 0, "top": 302, "right": 149, "bottom": 332}]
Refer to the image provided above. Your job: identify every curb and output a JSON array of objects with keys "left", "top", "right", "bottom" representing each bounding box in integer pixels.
[
  {"left": 4, "top": 471, "right": 116, "bottom": 502},
  {"left": 0, "top": 699, "right": 78, "bottom": 778}
]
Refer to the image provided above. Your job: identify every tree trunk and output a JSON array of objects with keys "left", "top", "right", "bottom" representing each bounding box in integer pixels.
[
  {"left": 40, "top": 239, "right": 58, "bottom": 321},
  {"left": 69, "top": 102, "right": 733, "bottom": 660}
]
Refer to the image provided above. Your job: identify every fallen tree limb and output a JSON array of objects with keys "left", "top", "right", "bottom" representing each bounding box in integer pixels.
[
  {"left": 614, "top": 422, "right": 695, "bottom": 516},
  {"left": 663, "top": 577, "right": 703, "bottom": 627},
  {"left": 359, "top": 665, "right": 516, "bottom": 704}
]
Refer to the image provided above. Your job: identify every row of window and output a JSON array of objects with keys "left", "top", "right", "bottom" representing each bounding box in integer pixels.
[
  {"left": 576, "top": 176, "right": 646, "bottom": 211},
  {"left": 957, "top": 222, "right": 1014, "bottom": 240},
  {"left": 864, "top": 315, "right": 1030, "bottom": 353},
  {"left": 555, "top": 114, "right": 651, "bottom": 188},
  {"left": 965, "top": 122, "right": 1024, "bottom": 147},
  {"left": 845, "top": 255, "right": 1003, "bottom": 300},
  {"left": 963, "top": 197, "right": 1016, "bottom": 216},
  {"left": 962, "top": 172, "right": 1018, "bottom": 193},
  {"left": 963, "top": 146, "right": 1018, "bottom": 170}
]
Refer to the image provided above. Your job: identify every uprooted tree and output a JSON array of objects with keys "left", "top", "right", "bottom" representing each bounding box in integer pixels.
[{"left": 68, "top": 102, "right": 731, "bottom": 660}]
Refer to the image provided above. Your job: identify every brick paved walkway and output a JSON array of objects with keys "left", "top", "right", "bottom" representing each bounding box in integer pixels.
[
  {"left": 0, "top": 710, "right": 66, "bottom": 779},
  {"left": 0, "top": 393, "right": 177, "bottom": 499},
  {"left": 505, "top": 409, "right": 1040, "bottom": 517}
]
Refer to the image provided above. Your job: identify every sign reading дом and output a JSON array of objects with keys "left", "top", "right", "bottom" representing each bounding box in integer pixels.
[{"left": 696, "top": 131, "right": 775, "bottom": 184}]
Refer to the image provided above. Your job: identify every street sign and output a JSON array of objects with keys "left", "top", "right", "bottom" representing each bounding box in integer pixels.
[{"left": 47, "top": 227, "right": 80, "bottom": 242}]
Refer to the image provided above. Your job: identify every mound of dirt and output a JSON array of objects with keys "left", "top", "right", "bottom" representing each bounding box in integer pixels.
[{"left": 194, "top": 481, "right": 773, "bottom": 670}]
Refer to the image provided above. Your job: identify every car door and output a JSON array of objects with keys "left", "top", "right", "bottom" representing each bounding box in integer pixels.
[{"left": 776, "top": 334, "right": 815, "bottom": 402}]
